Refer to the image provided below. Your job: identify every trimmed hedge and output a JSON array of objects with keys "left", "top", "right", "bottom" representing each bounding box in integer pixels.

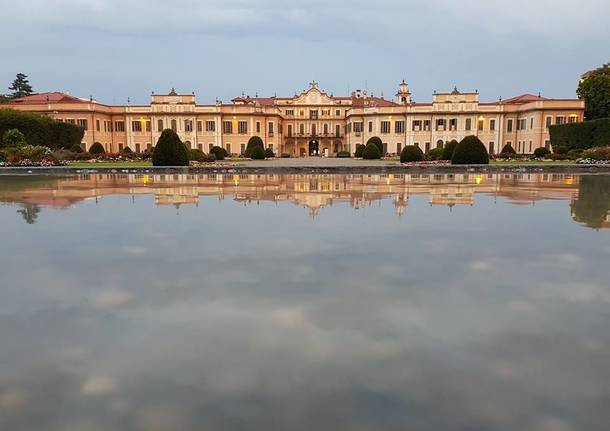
[
  {"left": 188, "top": 148, "right": 205, "bottom": 162},
  {"left": 245, "top": 136, "right": 264, "bottom": 157},
  {"left": 362, "top": 142, "right": 381, "bottom": 159},
  {"left": 533, "top": 147, "right": 551, "bottom": 158},
  {"left": 354, "top": 144, "right": 365, "bottom": 158},
  {"left": 264, "top": 148, "right": 275, "bottom": 158},
  {"left": 89, "top": 142, "right": 105, "bottom": 154},
  {"left": 441, "top": 140, "right": 458, "bottom": 160},
  {"left": 501, "top": 143, "right": 516, "bottom": 154},
  {"left": 210, "top": 145, "right": 227, "bottom": 160},
  {"left": 400, "top": 145, "right": 424, "bottom": 163},
  {"left": 451, "top": 135, "right": 489, "bottom": 165},
  {"left": 152, "top": 129, "right": 189, "bottom": 166},
  {"left": 0, "top": 108, "right": 84, "bottom": 150},
  {"left": 549, "top": 118, "right": 610, "bottom": 151},
  {"left": 428, "top": 147, "right": 444, "bottom": 160},
  {"left": 336, "top": 151, "right": 350, "bottom": 158},
  {"left": 367, "top": 136, "right": 383, "bottom": 155},
  {"left": 250, "top": 145, "right": 265, "bottom": 160}
]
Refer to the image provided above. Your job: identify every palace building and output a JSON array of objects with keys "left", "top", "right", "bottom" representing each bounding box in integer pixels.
[{"left": 7, "top": 81, "right": 584, "bottom": 156}]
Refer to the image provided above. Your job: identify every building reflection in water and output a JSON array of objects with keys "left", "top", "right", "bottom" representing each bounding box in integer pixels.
[{"left": 1, "top": 172, "right": 609, "bottom": 227}]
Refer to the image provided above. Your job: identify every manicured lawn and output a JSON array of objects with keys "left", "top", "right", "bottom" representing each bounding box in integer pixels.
[{"left": 68, "top": 161, "right": 152, "bottom": 168}]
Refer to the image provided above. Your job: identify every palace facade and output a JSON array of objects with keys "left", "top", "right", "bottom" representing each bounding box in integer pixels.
[{"left": 8, "top": 81, "right": 584, "bottom": 156}]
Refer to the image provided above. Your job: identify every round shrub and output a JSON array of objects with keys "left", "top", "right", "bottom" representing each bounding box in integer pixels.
[
  {"left": 427, "top": 147, "right": 444, "bottom": 160},
  {"left": 89, "top": 142, "right": 105, "bottom": 155},
  {"left": 188, "top": 148, "right": 205, "bottom": 162},
  {"left": 203, "top": 153, "right": 216, "bottom": 163},
  {"left": 354, "top": 144, "right": 365, "bottom": 158},
  {"left": 152, "top": 129, "right": 189, "bottom": 166},
  {"left": 2, "top": 129, "right": 27, "bottom": 148},
  {"left": 70, "top": 144, "right": 84, "bottom": 153},
  {"left": 210, "top": 146, "right": 227, "bottom": 160},
  {"left": 362, "top": 142, "right": 381, "bottom": 160},
  {"left": 250, "top": 145, "right": 265, "bottom": 160},
  {"left": 501, "top": 143, "right": 516, "bottom": 154},
  {"left": 121, "top": 146, "right": 133, "bottom": 154},
  {"left": 400, "top": 145, "right": 424, "bottom": 163},
  {"left": 533, "top": 147, "right": 551, "bottom": 158},
  {"left": 245, "top": 136, "right": 264, "bottom": 157},
  {"left": 366, "top": 136, "right": 383, "bottom": 155},
  {"left": 264, "top": 148, "right": 275, "bottom": 158},
  {"left": 441, "top": 140, "right": 458, "bottom": 160},
  {"left": 451, "top": 135, "right": 489, "bottom": 165}
]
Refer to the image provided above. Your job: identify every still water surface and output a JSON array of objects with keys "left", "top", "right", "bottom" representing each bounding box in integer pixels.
[{"left": 1, "top": 173, "right": 610, "bottom": 430}]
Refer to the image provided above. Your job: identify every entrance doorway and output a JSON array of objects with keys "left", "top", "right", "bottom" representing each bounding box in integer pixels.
[{"left": 309, "top": 139, "right": 319, "bottom": 156}]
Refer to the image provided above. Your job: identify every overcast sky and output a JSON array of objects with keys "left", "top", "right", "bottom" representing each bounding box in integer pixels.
[{"left": 1, "top": 0, "right": 609, "bottom": 104}]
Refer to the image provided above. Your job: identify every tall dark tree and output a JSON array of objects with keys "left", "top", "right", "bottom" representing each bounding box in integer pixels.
[
  {"left": 17, "top": 204, "right": 41, "bottom": 225},
  {"left": 9, "top": 73, "right": 34, "bottom": 98},
  {"left": 577, "top": 64, "right": 610, "bottom": 120}
]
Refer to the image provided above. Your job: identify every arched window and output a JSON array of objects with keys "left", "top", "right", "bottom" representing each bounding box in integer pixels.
[
  {"left": 436, "top": 140, "right": 444, "bottom": 149},
  {"left": 171, "top": 119, "right": 177, "bottom": 132}
]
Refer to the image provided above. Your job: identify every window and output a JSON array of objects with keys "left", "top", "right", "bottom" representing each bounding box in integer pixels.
[
  {"left": 268, "top": 144, "right": 273, "bottom": 152},
  {"left": 490, "top": 119, "right": 496, "bottom": 131},
  {"left": 197, "top": 121, "right": 203, "bottom": 132},
  {"left": 556, "top": 116, "right": 565, "bottom": 125},
  {"left": 299, "top": 123, "right": 305, "bottom": 135},
  {"left": 310, "top": 110, "right": 318, "bottom": 120},
  {"left": 336, "top": 125, "right": 341, "bottom": 137},
  {"left": 256, "top": 122, "right": 261, "bottom": 133},
  {"left": 224, "top": 121, "right": 233, "bottom": 134},
  {"left": 240, "top": 143, "right": 246, "bottom": 154},
  {"left": 507, "top": 119, "right": 513, "bottom": 133},
  {"left": 115, "top": 121, "right": 125, "bottom": 132},
  {"left": 131, "top": 121, "right": 142, "bottom": 132},
  {"left": 397, "top": 143, "right": 402, "bottom": 154},
  {"left": 412, "top": 120, "right": 422, "bottom": 131},
  {"left": 568, "top": 115, "right": 577, "bottom": 123},
  {"left": 436, "top": 140, "right": 444, "bottom": 149},
  {"left": 96, "top": 120, "right": 100, "bottom": 132},
  {"left": 335, "top": 110, "right": 340, "bottom": 117},
  {"left": 395, "top": 121, "right": 405, "bottom": 134},
  {"left": 381, "top": 121, "right": 390, "bottom": 134},
  {"left": 424, "top": 120, "right": 431, "bottom": 131},
  {"left": 530, "top": 118, "right": 534, "bottom": 129},
  {"left": 77, "top": 119, "right": 88, "bottom": 129},
  {"left": 436, "top": 119, "right": 446, "bottom": 131},
  {"left": 465, "top": 118, "right": 472, "bottom": 131},
  {"left": 529, "top": 141, "right": 532, "bottom": 153},
  {"left": 66, "top": 119, "right": 76, "bottom": 125},
  {"left": 171, "top": 119, "right": 177, "bottom": 131},
  {"left": 324, "top": 123, "right": 329, "bottom": 134},
  {"left": 369, "top": 121, "right": 373, "bottom": 133},
  {"left": 146, "top": 121, "right": 151, "bottom": 132},
  {"left": 287, "top": 124, "right": 293, "bottom": 136},
  {"left": 226, "top": 143, "right": 231, "bottom": 154},
  {"left": 489, "top": 142, "right": 495, "bottom": 154},
  {"left": 268, "top": 122, "right": 274, "bottom": 135},
  {"left": 354, "top": 122, "right": 363, "bottom": 133},
  {"left": 425, "top": 142, "right": 431, "bottom": 153},
  {"left": 478, "top": 118, "right": 484, "bottom": 131},
  {"left": 135, "top": 143, "right": 141, "bottom": 153},
  {"left": 185, "top": 120, "right": 193, "bottom": 132},
  {"left": 322, "top": 109, "right": 330, "bottom": 116},
  {"left": 546, "top": 116, "right": 552, "bottom": 128},
  {"left": 238, "top": 121, "right": 247, "bottom": 134},
  {"left": 286, "top": 109, "right": 294, "bottom": 116},
  {"left": 158, "top": 119, "right": 164, "bottom": 131},
  {"left": 206, "top": 120, "right": 215, "bottom": 132}
]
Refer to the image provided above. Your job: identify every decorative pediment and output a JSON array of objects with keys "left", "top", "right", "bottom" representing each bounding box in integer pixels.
[{"left": 292, "top": 82, "right": 335, "bottom": 105}]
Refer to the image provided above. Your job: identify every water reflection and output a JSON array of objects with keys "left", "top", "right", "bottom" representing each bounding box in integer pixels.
[
  {"left": 3, "top": 172, "right": 609, "bottom": 228},
  {"left": 1, "top": 173, "right": 610, "bottom": 430}
]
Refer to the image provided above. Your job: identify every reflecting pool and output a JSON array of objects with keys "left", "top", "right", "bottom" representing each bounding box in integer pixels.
[{"left": 1, "top": 173, "right": 610, "bottom": 431}]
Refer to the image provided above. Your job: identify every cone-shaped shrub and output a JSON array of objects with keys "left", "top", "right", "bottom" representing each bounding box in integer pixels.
[
  {"left": 250, "top": 145, "right": 265, "bottom": 160},
  {"left": 245, "top": 136, "right": 264, "bottom": 157},
  {"left": 366, "top": 136, "right": 383, "bottom": 155},
  {"left": 152, "top": 129, "right": 189, "bottom": 166},
  {"left": 400, "top": 145, "right": 424, "bottom": 163},
  {"left": 451, "top": 135, "right": 489, "bottom": 165},
  {"left": 354, "top": 144, "right": 365, "bottom": 158},
  {"left": 89, "top": 142, "right": 105, "bottom": 155},
  {"left": 501, "top": 143, "right": 516, "bottom": 154},
  {"left": 264, "top": 148, "right": 275, "bottom": 158},
  {"left": 210, "top": 146, "right": 226, "bottom": 160},
  {"left": 121, "top": 146, "right": 133, "bottom": 154},
  {"left": 362, "top": 142, "right": 381, "bottom": 159},
  {"left": 441, "top": 140, "right": 458, "bottom": 160}
]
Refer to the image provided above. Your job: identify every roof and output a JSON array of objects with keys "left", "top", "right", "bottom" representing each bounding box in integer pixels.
[
  {"left": 499, "top": 93, "right": 548, "bottom": 105},
  {"left": 9, "top": 92, "right": 87, "bottom": 105},
  {"left": 231, "top": 97, "right": 277, "bottom": 106},
  {"left": 351, "top": 96, "right": 399, "bottom": 108}
]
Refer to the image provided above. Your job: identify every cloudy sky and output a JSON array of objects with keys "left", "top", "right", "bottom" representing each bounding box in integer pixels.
[{"left": 1, "top": 0, "right": 609, "bottom": 104}]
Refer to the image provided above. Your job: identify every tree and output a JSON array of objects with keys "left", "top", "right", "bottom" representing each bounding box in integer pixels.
[
  {"left": 245, "top": 136, "right": 264, "bottom": 157},
  {"left": 2, "top": 129, "right": 27, "bottom": 148},
  {"left": 451, "top": 135, "right": 489, "bottom": 165},
  {"left": 210, "top": 145, "right": 227, "bottom": 160},
  {"left": 354, "top": 144, "right": 365, "bottom": 158},
  {"left": 501, "top": 143, "right": 516, "bottom": 154},
  {"left": 362, "top": 142, "right": 381, "bottom": 159},
  {"left": 250, "top": 145, "right": 265, "bottom": 160},
  {"left": 578, "top": 64, "right": 610, "bottom": 120},
  {"left": 400, "top": 145, "right": 424, "bottom": 163},
  {"left": 366, "top": 136, "right": 383, "bottom": 155},
  {"left": 441, "top": 140, "right": 458, "bottom": 160},
  {"left": 9, "top": 73, "right": 33, "bottom": 98},
  {"left": 152, "top": 129, "right": 189, "bottom": 166},
  {"left": 17, "top": 204, "right": 41, "bottom": 225}
]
